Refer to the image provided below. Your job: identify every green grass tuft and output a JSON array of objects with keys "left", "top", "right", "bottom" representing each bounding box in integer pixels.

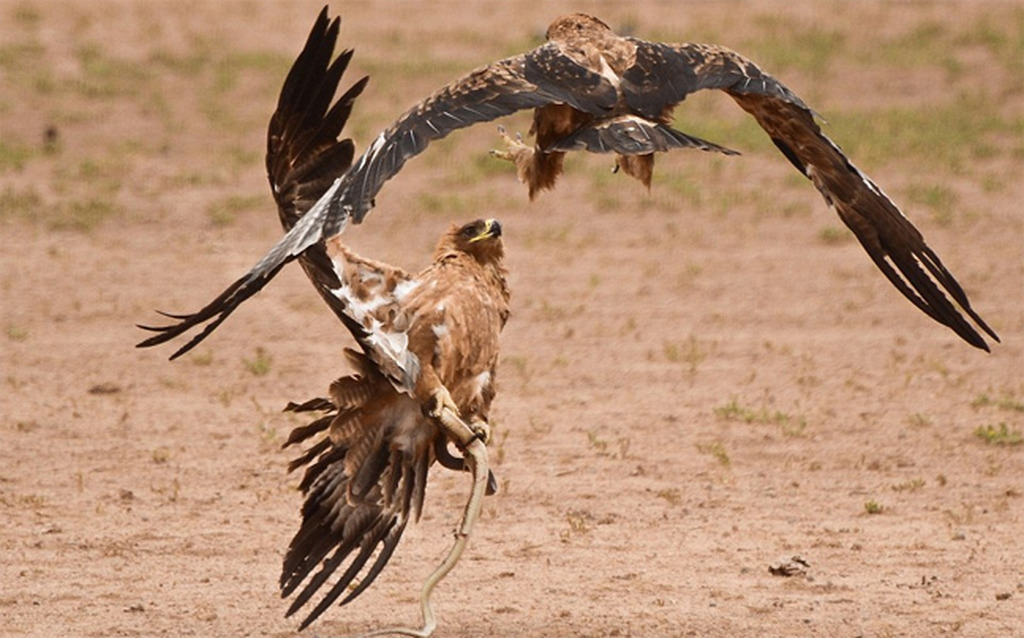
[
  {"left": 75, "top": 43, "right": 149, "bottom": 98},
  {"left": 206, "top": 193, "right": 264, "bottom": 227},
  {"left": 5, "top": 323, "right": 30, "bottom": 342},
  {"left": 904, "top": 183, "right": 960, "bottom": 227},
  {"left": 695, "top": 441, "right": 731, "bottom": 468},
  {"left": 0, "top": 185, "right": 42, "bottom": 222},
  {"left": 244, "top": 347, "right": 273, "bottom": 377},
  {"left": 891, "top": 478, "right": 926, "bottom": 493},
  {"left": 663, "top": 335, "right": 707, "bottom": 374},
  {"left": 747, "top": 15, "right": 845, "bottom": 78},
  {"left": 11, "top": 2, "right": 42, "bottom": 26},
  {"left": 831, "top": 95, "right": 1022, "bottom": 170},
  {"left": 715, "top": 398, "right": 807, "bottom": 437},
  {"left": 818, "top": 225, "right": 852, "bottom": 244},
  {"left": 0, "top": 140, "right": 33, "bottom": 172},
  {"left": 52, "top": 198, "right": 122, "bottom": 232},
  {"left": 974, "top": 423, "right": 1022, "bottom": 447},
  {"left": 972, "top": 393, "right": 1024, "bottom": 413}
]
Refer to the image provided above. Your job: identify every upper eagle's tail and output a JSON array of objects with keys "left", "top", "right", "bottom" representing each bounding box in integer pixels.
[{"left": 548, "top": 115, "right": 739, "bottom": 157}]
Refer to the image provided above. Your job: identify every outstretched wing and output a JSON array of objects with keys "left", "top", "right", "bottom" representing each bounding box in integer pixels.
[
  {"left": 624, "top": 41, "right": 998, "bottom": 351},
  {"left": 135, "top": 35, "right": 605, "bottom": 357},
  {"left": 334, "top": 41, "right": 618, "bottom": 229},
  {"left": 165, "top": 41, "right": 620, "bottom": 327},
  {"left": 136, "top": 8, "right": 368, "bottom": 359},
  {"left": 280, "top": 357, "right": 433, "bottom": 630}
]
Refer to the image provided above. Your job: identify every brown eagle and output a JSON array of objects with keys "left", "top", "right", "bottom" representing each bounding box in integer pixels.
[
  {"left": 279, "top": 216, "right": 509, "bottom": 633},
  {"left": 140, "top": 10, "right": 509, "bottom": 634},
  {"left": 147, "top": 11, "right": 996, "bottom": 356}
]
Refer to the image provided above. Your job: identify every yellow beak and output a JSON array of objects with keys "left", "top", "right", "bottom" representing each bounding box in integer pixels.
[{"left": 469, "top": 219, "right": 502, "bottom": 242}]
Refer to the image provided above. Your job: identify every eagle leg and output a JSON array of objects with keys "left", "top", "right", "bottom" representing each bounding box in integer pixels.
[
  {"left": 351, "top": 408, "right": 490, "bottom": 638},
  {"left": 489, "top": 125, "right": 534, "bottom": 184},
  {"left": 614, "top": 153, "right": 654, "bottom": 190},
  {"left": 467, "top": 416, "right": 491, "bottom": 446},
  {"left": 427, "top": 386, "right": 460, "bottom": 420}
]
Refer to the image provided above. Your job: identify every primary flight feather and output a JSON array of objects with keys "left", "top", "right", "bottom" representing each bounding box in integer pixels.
[
  {"left": 145, "top": 11, "right": 509, "bottom": 632},
  {"left": 137, "top": 11, "right": 997, "bottom": 356}
]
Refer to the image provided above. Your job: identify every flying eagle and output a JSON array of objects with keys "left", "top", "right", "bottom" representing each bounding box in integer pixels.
[
  {"left": 140, "top": 10, "right": 510, "bottom": 634},
  {"left": 140, "top": 10, "right": 997, "bottom": 357}
]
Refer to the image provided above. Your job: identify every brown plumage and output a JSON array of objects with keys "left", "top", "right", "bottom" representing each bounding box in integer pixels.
[
  {"left": 134, "top": 6, "right": 998, "bottom": 629},
  {"left": 140, "top": 11, "right": 997, "bottom": 354},
  {"left": 280, "top": 218, "right": 509, "bottom": 630},
  {"left": 202, "top": 11, "right": 992, "bottom": 355},
  {"left": 137, "top": 11, "right": 509, "bottom": 631}
]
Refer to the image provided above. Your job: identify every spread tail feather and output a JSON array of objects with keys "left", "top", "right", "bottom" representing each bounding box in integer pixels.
[{"left": 547, "top": 116, "right": 739, "bottom": 156}]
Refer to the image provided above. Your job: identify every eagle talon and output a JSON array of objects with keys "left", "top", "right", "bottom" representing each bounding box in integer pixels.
[
  {"left": 468, "top": 419, "right": 491, "bottom": 446},
  {"left": 428, "top": 387, "right": 460, "bottom": 420},
  {"left": 490, "top": 126, "right": 531, "bottom": 163}
]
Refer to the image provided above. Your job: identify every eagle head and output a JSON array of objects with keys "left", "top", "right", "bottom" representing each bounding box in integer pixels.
[
  {"left": 439, "top": 218, "right": 504, "bottom": 265},
  {"left": 545, "top": 13, "right": 612, "bottom": 42}
]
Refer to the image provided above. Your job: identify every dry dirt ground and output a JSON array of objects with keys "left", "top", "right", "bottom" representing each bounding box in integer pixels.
[{"left": 2, "top": 1, "right": 1023, "bottom": 636}]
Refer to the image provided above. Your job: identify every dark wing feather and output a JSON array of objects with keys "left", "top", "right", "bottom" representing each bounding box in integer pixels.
[
  {"left": 329, "top": 41, "right": 617, "bottom": 231},
  {"left": 280, "top": 393, "right": 434, "bottom": 630},
  {"left": 621, "top": 40, "right": 808, "bottom": 118},
  {"left": 136, "top": 8, "right": 367, "bottom": 359},
  {"left": 626, "top": 41, "right": 997, "bottom": 350},
  {"left": 137, "top": 40, "right": 612, "bottom": 357}
]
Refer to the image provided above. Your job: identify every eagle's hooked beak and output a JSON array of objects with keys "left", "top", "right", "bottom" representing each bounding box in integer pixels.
[{"left": 469, "top": 219, "right": 502, "bottom": 242}]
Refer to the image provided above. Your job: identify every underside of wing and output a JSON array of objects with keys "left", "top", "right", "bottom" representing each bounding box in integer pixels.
[
  {"left": 327, "top": 41, "right": 618, "bottom": 231},
  {"left": 623, "top": 41, "right": 997, "bottom": 350}
]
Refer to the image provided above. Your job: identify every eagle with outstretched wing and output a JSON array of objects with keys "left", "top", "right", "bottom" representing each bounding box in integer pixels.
[
  {"left": 141, "top": 10, "right": 509, "bottom": 634},
  {"left": 139, "top": 11, "right": 997, "bottom": 356},
  {"left": 279, "top": 216, "right": 509, "bottom": 632}
]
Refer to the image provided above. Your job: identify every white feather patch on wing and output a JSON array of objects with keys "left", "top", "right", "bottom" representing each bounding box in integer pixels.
[
  {"left": 393, "top": 278, "right": 419, "bottom": 302},
  {"left": 340, "top": 283, "right": 389, "bottom": 317},
  {"left": 365, "top": 320, "right": 412, "bottom": 366},
  {"left": 330, "top": 277, "right": 420, "bottom": 391}
]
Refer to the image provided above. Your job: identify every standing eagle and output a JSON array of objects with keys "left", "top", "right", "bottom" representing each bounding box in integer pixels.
[
  {"left": 139, "top": 10, "right": 510, "bottom": 635},
  {"left": 279, "top": 216, "right": 509, "bottom": 633},
  {"left": 144, "top": 10, "right": 996, "bottom": 357}
]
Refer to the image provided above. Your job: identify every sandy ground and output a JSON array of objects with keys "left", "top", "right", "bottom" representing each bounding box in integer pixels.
[{"left": 2, "top": 1, "right": 1022, "bottom": 636}]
